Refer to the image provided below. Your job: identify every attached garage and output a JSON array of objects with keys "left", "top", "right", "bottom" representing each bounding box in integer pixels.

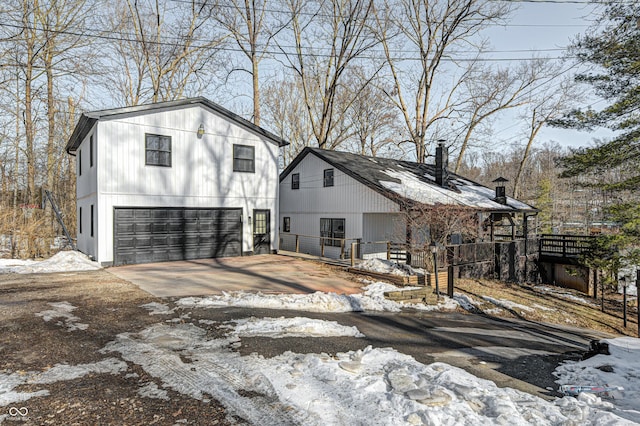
[{"left": 114, "top": 207, "right": 242, "bottom": 265}]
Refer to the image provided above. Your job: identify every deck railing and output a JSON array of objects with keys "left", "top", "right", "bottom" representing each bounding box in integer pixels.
[
  {"left": 538, "top": 234, "right": 596, "bottom": 258},
  {"left": 279, "top": 233, "right": 402, "bottom": 266}
]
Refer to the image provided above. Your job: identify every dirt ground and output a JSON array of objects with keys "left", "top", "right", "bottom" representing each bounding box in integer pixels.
[
  {"left": 0, "top": 270, "right": 230, "bottom": 425},
  {"left": 453, "top": 278, "right": 639, "bottom": 337},
  {"left": 1, "top": 267, "right": 635, "bottom": 425}
]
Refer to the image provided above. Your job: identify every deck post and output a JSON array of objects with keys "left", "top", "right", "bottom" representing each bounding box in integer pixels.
[
  {"left": 447, "top": 265, "right": 455, "bottom": 298},
  {"left": 387, "top": 242, "right": 391, "bottom": 260},
  {"left": 295, "top": 234, "right": 300, "bottom": 253},
  {"left": 351, "top": 242, "right": 356, "bottom": 267}
]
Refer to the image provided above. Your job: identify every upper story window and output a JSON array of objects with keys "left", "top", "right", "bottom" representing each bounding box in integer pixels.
[
  {"left": 233, "top": 144, "right": 255, "bottom": 173},
  {"left": 323, "top": 168, "right": 334, "bottom": 187},
  {"left": 145, "top": 133, "right": 172, "bottom": 167},
  {"left": 291, "top": 173, "right": 300, "bottom": 190}
]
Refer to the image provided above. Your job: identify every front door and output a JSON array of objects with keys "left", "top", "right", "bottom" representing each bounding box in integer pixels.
[{"left": 253, "top": 210, "right": 270, "bottom": 254}]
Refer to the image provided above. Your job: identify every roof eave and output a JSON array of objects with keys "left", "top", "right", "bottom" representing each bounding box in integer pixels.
[
  {"left": 65, "top": 98, "right": 290, "bottom": 156},
  {"left": 65, "top": 114, "right": 96, "bottom": 155}
]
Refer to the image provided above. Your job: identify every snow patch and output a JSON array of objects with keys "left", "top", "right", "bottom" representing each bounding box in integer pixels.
[
  {"left": 141, "top": 302, "right": 175, "bottom": 315},
  {"left": 138, "top": 382, "right": 169, "bottom": 400},
  {"left": 482, "top": 296, "right": 534, "bottom": 312},
  {"left": 555, "top": 336, "right": 640, "bottom": 420},
  {"left": 0, "top": 358, "right": 127, "bottom": 407},
  {"left": 35, "top": 302, "right": 89, "bottom": 331},
  {"left": 177, "top": 282, "right": 459, "bottom": 314},
  {"left": 0, "top": 251, "right": 101, "bottom": 274},
  {"left": 101, "top": 322, "right": 633, "bottom": 425},
  {"left": 534, "top": 286, "right": 597, "bottom": 307},
  {"left": 356, "top": 258, "right": 417, "bottom": 276},
  {"left": 222, "top": 316, "right": 365, "bottom": 338}
]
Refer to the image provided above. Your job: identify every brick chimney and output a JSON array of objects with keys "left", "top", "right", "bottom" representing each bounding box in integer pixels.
[{"left": 435, "top": 141, "right": 449, "bottom": 187}]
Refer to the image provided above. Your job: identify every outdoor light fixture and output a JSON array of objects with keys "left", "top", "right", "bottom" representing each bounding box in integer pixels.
[
  {"left": 197, "top": 123, "right": 205, "bottom": 138},
  {"left": 430, "top": 241, "right": 440, "bottom": 300}
]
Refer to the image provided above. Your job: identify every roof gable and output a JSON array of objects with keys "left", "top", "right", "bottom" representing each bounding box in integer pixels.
[
  {"left": 66, "top": 97, "right": 289, "bottom": 153},
  {"left": 281, "top": 147, "right": 537, "bottom": 213}
]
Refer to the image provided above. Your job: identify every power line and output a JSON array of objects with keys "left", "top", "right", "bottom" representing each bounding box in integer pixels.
[{"left": 0, "top": 21, "right": 577, "bottom": 63}]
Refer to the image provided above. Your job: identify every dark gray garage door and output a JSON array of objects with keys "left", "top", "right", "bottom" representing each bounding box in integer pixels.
[{"left": 114, "top": 207, "right": 242, "bottom": 265}]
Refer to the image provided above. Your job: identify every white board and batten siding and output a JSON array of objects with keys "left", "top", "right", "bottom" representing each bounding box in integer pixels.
[
  {"left": 78, "top": 104, "right": 280, "bottom": 265},
  {"left": 279, "top": 153, "right": 401, "bottom": 258},
  {"left": 75, "top": 130, "right": 98, "bottom": 259}
]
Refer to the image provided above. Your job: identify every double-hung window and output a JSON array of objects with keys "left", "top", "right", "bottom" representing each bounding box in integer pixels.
[
  {"left": 320, "top": 218, "right": 345, "bottom": 247},
  {"left": 291, "top": 173, "right": 300, "bottom": 190},
  {"left": 145, "top": 133, "right": 171, "bottom": 167},
  {"left": 233, "top": 144, "right": 255, "bottom": 173},
  {"left": 323, "top": 169, "right": 334, "bottom": 187}
]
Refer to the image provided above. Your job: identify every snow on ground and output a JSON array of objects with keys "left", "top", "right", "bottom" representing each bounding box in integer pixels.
[
  {"left": 534, "top": 286, "right": 597, "bottom": 307},
  {"left": 0, "top": 251, "right": 101, "bottom": 274},
  {"left": 221, "top": 316, "right": 365, "bottom": 338},
  {"left": 177, "top": 282, "right": 459, "bottom": 313},
  {"left": 35, "top": 302, "right": 88, "bottom": 332},
  {"left": 482, "top": 296, "right": 534, "bottom": 313},
  {"left": 4, "top": 296, "right": 640, "bottom": 424},
  {"left": 98, "top": 321, "right": 635, "bottom": 425},
  {"left": 356, "top": 258, "right": 418, "bottom": 276},
  {"left": 453, "top": 293, "right": 479, "bottom": 311},
  {"left": 141, "top": 302, "right": 176, "bottom": 315},
  {"left": 0, "top": 358, "right": 127, "bottom": 406},
  {"left": 554, "top": 337, "right": 640, "bottom": 423}
]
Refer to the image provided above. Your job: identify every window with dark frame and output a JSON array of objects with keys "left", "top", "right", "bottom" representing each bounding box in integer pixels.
[
  {"left": 78, "top": 149, "right": 82, "bottom": 176},
  {"left": 283, "top": 217, "right": 291, "bottom": 233},
  {"left": 291, "top": 173, "right": 300, "bottom": 190},
  {"left": 90, "top": 205, "right": 94, "bottom": 237},
  {"left": 90, "top": 135, "right": 94, "bottom": 167},
  {"left": 320, "top": 218, "right": 344, "bottom": 247},
  {"left": 145, "top": 133, "right": 172, "bottom": 167},
  {"left": 79, "top": 207, "right": 82, "bottom": 234},
  {"left": 233, "top": 144, "right": 255, "bottom": 173},
  {"left": 323, "top": 168, "right": 334, "bottom": 187}
]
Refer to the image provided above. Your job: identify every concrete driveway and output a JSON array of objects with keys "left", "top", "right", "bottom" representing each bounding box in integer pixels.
[{"left": 108, "top": 254, "right": 363, "bottom": 297}]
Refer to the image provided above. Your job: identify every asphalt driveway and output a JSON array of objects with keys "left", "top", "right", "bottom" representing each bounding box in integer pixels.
[{"left": 108, "top": 254, "right": 363, "bottom": 297}]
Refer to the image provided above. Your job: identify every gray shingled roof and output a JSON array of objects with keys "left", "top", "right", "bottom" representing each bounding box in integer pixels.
[
  {"left": 281, "top": 147, "right": 537, "bottom": 213},
  {"left": 65, "top": 97, "right": 289, "bottom": 154}
]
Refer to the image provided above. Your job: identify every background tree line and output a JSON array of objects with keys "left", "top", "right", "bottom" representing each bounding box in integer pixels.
[{"left": 0, "top": 0, "right": 635, "bottom": 263}]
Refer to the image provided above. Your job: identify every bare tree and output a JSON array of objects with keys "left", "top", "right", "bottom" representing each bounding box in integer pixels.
[
  {"left": 261, "top": 76, "right": 314, "bottom": 166},
  {"left": 216, "top": 0, "right": 281, "bottom": 125},
  {"left": 106, "top": 0, "right": 225, "bottom": 105},
  {"left": 279, "top": 0, "right": 379, "bottom": 150},
  {"left": 343, "top": 68, "right": 401, "bottom": 157},
  {"left": 513, "top": 76, "right": 582, "bottom": 199},
  {"left": 374, "top": 0, "right": 510, "bottom": 163},
  {"left": 452, "top": 59, "right": 552, "bottom": 173},
  {"left": 34, "top": 0, "right": 90, "bottom": 193}
]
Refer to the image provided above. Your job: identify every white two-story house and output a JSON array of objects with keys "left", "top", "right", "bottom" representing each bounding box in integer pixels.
[{"left": 65, "top": 97, "right": 287, "bottom": 266}]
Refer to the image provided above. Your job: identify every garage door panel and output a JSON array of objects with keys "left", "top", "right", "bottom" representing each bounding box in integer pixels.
[
  {"left": 134, "top": 223, "right": 152, "bottom": 233},
  {"left": 134, "top": 210, "right": 152, "bottom": 219},
  {"left": 114, "top": 207, "right": 242, "bottom": 265}
]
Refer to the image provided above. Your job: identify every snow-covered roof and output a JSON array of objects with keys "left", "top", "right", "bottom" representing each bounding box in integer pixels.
[{"left": 281, "top": 148, "right": 537, "bottom": 213}]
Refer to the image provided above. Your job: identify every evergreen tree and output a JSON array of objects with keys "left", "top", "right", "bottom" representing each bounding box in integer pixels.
[{"left": 554, "top": 2, "right": 640, "bottom": 266}]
